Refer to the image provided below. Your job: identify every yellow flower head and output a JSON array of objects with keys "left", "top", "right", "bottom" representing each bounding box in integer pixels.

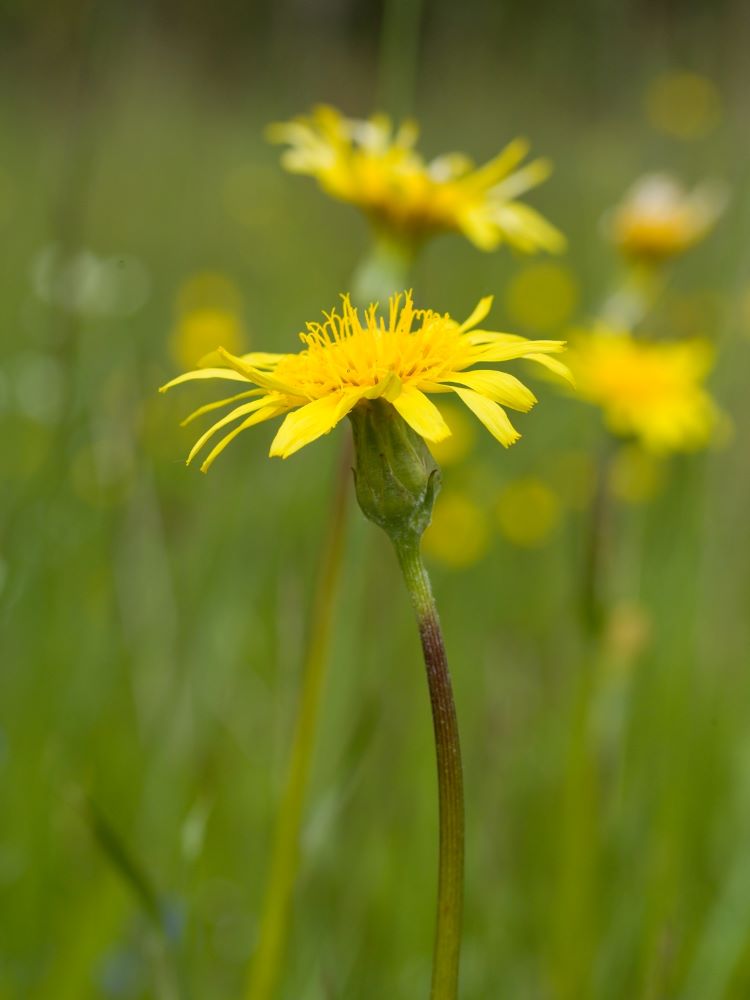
[
  {"left": 609, "top": 174, "right": 726, "bottom": 261},
  {"left": 267, "top": 105, "right": 565, "bottom": 254},
  {"left": 568, "top": 327, "right": 720, "bottom": 453},
  {"left": 160, "top": 291, "right": 570, "bottom": 471}
]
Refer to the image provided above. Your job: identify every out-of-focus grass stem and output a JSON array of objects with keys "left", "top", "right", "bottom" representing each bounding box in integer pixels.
[
  {"left": 248, "top": 5, "right": 423, "bottom": 990},
  {"left": 581, "top": 439, "right": 615, "bottom": 638},
  {"left": 84, "top": 797, "right": 186, "bottom": 1000},
  {"left": 552, "top": 438, "right": 616, "bottom": 996},
  {"left": 246, "top": 437, "right": 353, "bottom": 1000},
  {"left": 378, "top": 0, "right": 427, "bottom": 118}
]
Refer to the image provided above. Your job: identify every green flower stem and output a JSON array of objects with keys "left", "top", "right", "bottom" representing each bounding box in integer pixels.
[
  {"left": 378, "top": 0, "right": 427, "bottom": 118},
  {"left": 351, "top": 231, "right": 418, "bottom": 306},
  {"left": 394, "top": 539, "right": 464, "bottom": 1000},
  {"left": 580, "top": 444, "right": 611, "bottom": 637},
  {"left": 246, "top": 436, "right": 353, "bottom": 1000}
]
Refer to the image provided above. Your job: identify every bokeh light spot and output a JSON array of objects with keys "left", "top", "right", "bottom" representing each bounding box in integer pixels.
[
  {"left": 549, "top": 450, "right": 597, "bottom": 511},
  {"left": 424, "top": 491, "right": 490, "bottom": 569},
  {"left": 496, "top": 477, "right": 560, "bottom": 547},
  {"left": 504, "top": 263, "right": 579, "bottom": 333},
  {"left": 430, "top": 403, "right": 476, "bottom": 466},
  {"left": 176, "top": 272, "right": 243, "bottom": 314},
  {"left": 645, "top": 72, "right": 722, "bottom": 140},
  {"left": 608, "top": 444, "right": 666, "bottom": 504}
]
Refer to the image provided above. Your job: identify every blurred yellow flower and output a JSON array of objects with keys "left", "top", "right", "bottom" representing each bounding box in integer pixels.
[
  {"left": 268, "top": 105, "right": 565, "bottom": 254},
  {"left": 568, "top": 327, "right": 720, "bottom": 453},
  {"left": 171, "top": 307, "right": 246, "bottom": 370},
  {"left": 645, "top": 72, "right": 722, "bottom": 140},
  {"left": 428, "top": 402, "right": 476, "bottom": 466},
  {"left": 160, "top": 290, "right": 570, "bottom": 470},
  {"left": 609, "top": 174, "right": 726, "bottom": 262},
  {"left": 505, "top": 262, "right": 579, "bottom": 332},
  {"left": 496, "top": 477, "right": 560, "bottom": 548},
  {"left": 608, "top": 443, "right": 666, "bottom": 504},
  {"left": 171, "top": 273, "right": 247, "bottom": 369},
  {"left": 423, "top": 491, "right": 490, "bottom": 568}
]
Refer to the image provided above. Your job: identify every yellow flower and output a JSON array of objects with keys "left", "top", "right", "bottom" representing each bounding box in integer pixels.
[
  {"left": 267, "top": 105, "right": 565, "bottom": 254},
  {"left": 160, "top": 291, "right": 569, "bottom": 471},
  {"left": 568, "top": 327, "right": 719, "bottom": 453},
  {"left": 609, "top": 174, "right": 726, "bottom": 261}
]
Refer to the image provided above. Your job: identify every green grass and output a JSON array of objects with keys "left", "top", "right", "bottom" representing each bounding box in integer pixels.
[{"left": 2, "top": 31, "right": 750, "bottom": 1000}]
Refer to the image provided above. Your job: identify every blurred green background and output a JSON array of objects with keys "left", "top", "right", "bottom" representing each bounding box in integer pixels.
[{"left": 2, "top": 1, "right": 750, "bottom": 997}]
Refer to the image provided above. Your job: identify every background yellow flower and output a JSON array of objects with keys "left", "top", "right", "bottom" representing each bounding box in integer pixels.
[
  {"left": 607, "top": 174, "right": 727, "bottom": 262},
  {"left": 268, "top": 105, "right": 565, "bottom": 254},
  {"left": 568, "top": 327, "right": 720, "bottom": 453}
]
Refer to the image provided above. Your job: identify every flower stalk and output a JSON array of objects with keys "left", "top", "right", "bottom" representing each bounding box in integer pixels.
[
  {"left": 350, "top": 398, "right": 463, "bottom": 998},
  {"left": 395, "top": 539, "right": 464, "bottom": 1000}
]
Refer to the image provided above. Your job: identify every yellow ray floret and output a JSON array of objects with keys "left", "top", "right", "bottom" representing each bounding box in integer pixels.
[
  {"left": 267, "top": 105, "right": 565, "bottom": 254},
  {"left": 160, "top": 291, "right": 570, "bottom": 470},
  {"left": 567, "top": 326, "right": 721, "bottom": 453}
]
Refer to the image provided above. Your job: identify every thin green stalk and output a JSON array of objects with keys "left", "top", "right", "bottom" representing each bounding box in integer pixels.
[
  {"left": 378, "top": 0, "right": 427, "bottom": 118},
  {"left": 580, "top": 441, "right": 614, "bottom": 638},
  {"left": 352, "top": 231, "right": 418, "bottom": 306},
  {"left": 246, "top": 436, "right": 353, "bottom": 1000},
  {"left": 394, "top": 540, "right": 464, "bottom": 1000},
  {"left": 552, "top": 440, "right": 615, "bottom": 996}
]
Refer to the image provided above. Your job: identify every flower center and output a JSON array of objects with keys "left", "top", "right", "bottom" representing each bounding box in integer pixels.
[{"left": 273, "top": 298, "right": 469, "bottom": 400}]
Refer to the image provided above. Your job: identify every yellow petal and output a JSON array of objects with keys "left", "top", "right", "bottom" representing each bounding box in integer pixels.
[
  {"left": 445, "top": 370, "right": 537, "bottom": 412},
  {"left": 238, "top": 352, "right": 285, "bottom": 368},
  {"left": 471, "top": 338, "right": 566, "bottom": 363},
  {"left": 467, "top": 138, "right": 530, "bottom": 189},
  {"left": 391, "top": 387, "right": 451, "bottom": 442},
  {"left": 200, "top": 404, "right": 288, "bottom": 473},
  {"left": 452, "top": 386, "right": 520, "bottom": 447},
  {"left": 526, "top": 353, "right": 575, "bottom": 385},
  {"left": 217, "top": 347, "right": 294, "bottom": 393},
  {"left": 465, "top": 331, "right": 528, "bottom": 345},
  {"left": 458, "top": 211, "right": 503, "bottom": 251},
  {"left": 492, "top": 203, "right": 567, "bottom": 254},
  {"left": 362, "top": 371, "right": 403, "bottom": 402},
  {"left": 187, "top": 396, "right": 278, "bottom": 466},
  {"left": 159, "top": 368, "right": 251, "bottom": 393},
  {"left": 490, "top": 158, "right": 553, "bottom": 200},
  {"left": 181, "top": 390, "right": 264, "bottom": 427},
  {"left": 460, "top": 296, "right": 494, "bottom": 332},
  {"left": 269, "top": 390, "right": 360, "bottom": 459}
]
